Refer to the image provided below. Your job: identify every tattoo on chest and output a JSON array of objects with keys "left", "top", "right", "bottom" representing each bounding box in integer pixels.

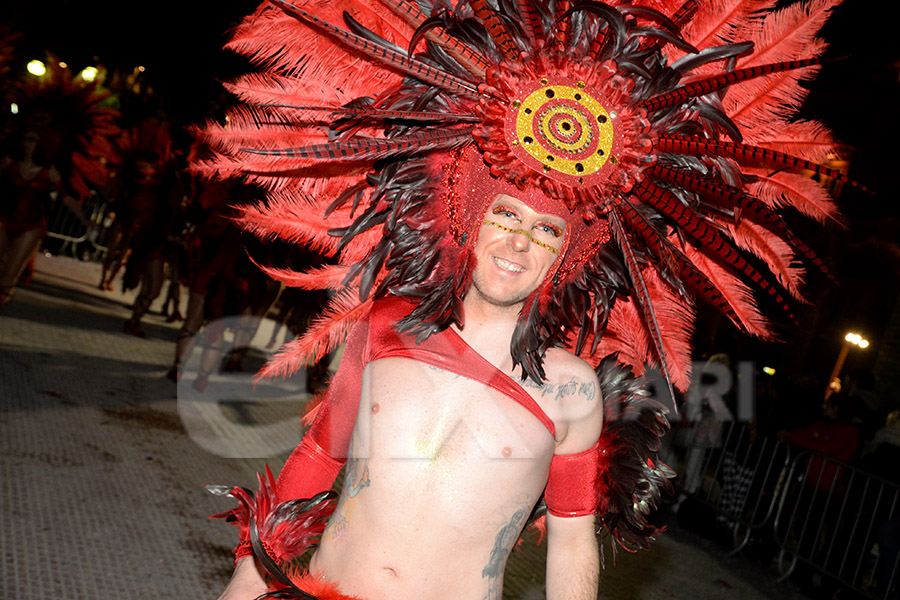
[
  {"left": 481, "top": 507, "right": 529, "bottom": 600},
  {"left": 428, "top": 364, "right": 596, "bottom": 404},
  {"left": 520, "top": 376, "right": 596, "bottom": 402}
]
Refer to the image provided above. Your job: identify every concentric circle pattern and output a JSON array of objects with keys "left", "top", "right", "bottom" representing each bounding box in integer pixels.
[{"left": 508, "top": 81, "right": 616, "bottom": 185}]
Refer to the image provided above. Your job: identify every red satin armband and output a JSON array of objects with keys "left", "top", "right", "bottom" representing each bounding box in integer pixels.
[{"left": 544, "top": 439, "right": 602, "bottom": 517}]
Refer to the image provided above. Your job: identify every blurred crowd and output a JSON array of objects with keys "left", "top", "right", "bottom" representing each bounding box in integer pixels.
[
  {"left": 0, "top": 118, "right": 331, "bottom": 386},
  {"left": 0, "top": 26, "right": 331, "bottom": 391}
]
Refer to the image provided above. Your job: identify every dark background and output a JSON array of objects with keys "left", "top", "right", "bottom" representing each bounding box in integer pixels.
[{"left": 2, "top": 0, "right": 251, "bottom": 126}]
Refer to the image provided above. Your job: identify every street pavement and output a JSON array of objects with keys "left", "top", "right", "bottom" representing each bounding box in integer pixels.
[{"left": 0, "top": 253, "right": 813, "bottom": 599}]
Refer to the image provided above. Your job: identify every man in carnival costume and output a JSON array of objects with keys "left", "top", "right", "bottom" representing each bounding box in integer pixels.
[{"left": 198, "top": 0, "right": 855, "bottom": 598}]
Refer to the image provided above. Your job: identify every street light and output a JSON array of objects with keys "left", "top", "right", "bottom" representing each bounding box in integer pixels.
[
  {"left": 79, "top": 66, "right": 98, "bottom": 82},
  {"left": 26, "top": 59, "right": 46, "bottom": 77},
  {"left": 827, "top": 331, "right": 869, "bottom": 396}
]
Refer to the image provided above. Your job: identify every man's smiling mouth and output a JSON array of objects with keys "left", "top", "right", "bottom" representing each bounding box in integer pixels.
[{"left": 494, "top": 257, "right": 526, "bottom": 273}]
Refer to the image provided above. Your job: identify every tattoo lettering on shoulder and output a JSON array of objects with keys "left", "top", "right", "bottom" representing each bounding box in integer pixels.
[
  {"left": 520, "top": 377, "right": 596, "bottom": 402},
  {"left": 578, "top": 380, "right": 597, "bottom": 401},
  {"left": 481, "top": 507, "right": 529, "bottom": 600}
]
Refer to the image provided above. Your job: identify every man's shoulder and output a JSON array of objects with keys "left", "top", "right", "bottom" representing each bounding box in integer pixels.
[
  {"left": 542, "top": 348, "right": 599, "bottom": 388},
  {"left": 538, "top": 349, "right": 603, "bottom": 453},
  {"left": 532, "top": 348, "right": 602, "bottom": 418}
]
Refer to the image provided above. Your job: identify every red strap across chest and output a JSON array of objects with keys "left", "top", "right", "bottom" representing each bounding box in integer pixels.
[
  {"left": 278, "top": 297, "right": 557, "bottom": 506},
  {"left": 366, "top": 298, "right": 556, "bottom": 438}
]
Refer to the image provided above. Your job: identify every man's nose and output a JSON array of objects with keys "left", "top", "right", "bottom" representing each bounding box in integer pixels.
[{"left": 508, "top": 228, "right": 531, "bottom": 252}]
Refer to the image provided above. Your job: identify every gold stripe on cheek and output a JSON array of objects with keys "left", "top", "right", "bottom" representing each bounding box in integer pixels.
[{"left": 482, "top": 220, "right": 560, "bottom": 254}]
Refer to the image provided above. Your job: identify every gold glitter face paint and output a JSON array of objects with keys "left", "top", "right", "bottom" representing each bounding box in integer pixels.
[
  {"left": 481, "top": 198, "right": 567, "bottom": 254},
  {"left": 481, "top": 220, "right": 561, "bottom": 253}
]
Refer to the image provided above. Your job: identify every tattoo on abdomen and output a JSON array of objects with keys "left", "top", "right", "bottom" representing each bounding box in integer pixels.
[
  {"left": 481, "top": 507, "right": 528, "bottom": 600},
  {"left": 328, "top": 457, "right": 370, "bottom": 543}
]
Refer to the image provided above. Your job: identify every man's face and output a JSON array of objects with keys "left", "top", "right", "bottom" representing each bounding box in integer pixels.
[{"left": 469, "top": 194, "right": 567, "bottom": 308}]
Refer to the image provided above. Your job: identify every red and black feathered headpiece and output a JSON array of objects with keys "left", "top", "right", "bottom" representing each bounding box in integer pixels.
[
  {"left": 11, "top": 56, "right": 120, "bottom": 199},
  {"left": 197, "top": 0, "right": 850, "bottom": 398},
  {"left": 199, "top": 0, "right": 856, "bottom": 580}
]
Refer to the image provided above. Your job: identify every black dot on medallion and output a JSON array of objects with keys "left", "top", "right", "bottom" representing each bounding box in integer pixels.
[
  {"left": 562, "top": 122, "right": 571, "bottom": 131},
  {"left": 597, "top": 115, "right": 607, "bottom": 123},
  {"left": 546, "top": 89, "right": 555, "bottom": 98},
  {"left": 574, "top": 93, "right": 582, "bottom": 101},
  {"left": 523, "top": 136, "right": 533, "bottom": 145},
  {"left": 597, "top": 148, "right": 605, "bottom": 156},
  {"left": 546, "top": 155, "right": 555, "bottom": 162},
  {"left": 525, "top": 108, "right": 532, "bottom": 114},
  {"left": 575, "top": 163, "right": 584, "bottom": 172}
]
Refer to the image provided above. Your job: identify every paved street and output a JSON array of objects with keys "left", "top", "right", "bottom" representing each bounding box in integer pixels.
[{"left": 1, "top": 254, "right": 812, "bottom": 599}]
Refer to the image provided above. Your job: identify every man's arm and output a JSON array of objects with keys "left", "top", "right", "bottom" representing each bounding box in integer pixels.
[
  {"left": 545, "top": 513, "right": 599, "bottom": 600},
  {"left": 544, "top": 354, "right": 603, "bottom": 600},
  {"left": 215, "top": 320, "right": 369, "bottom": 597},
  {"left": 217, "top": 556, "right": 268, "bottom": 600}
]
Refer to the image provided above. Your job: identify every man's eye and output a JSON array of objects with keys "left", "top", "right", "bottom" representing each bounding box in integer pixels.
[
  {"left": 537, "top": 223, "right": 563, "bottom": 237},
  {"left": 492, "top": 206, "right": 518, "bottom": 219}
]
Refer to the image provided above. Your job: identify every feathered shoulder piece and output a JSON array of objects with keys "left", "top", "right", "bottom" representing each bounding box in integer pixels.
[
  {"left": 197, "top": 0, "right": 852, "bottom": 397},
  {"left": 594, "top": 355, "right": 673, "bottom": 560}
]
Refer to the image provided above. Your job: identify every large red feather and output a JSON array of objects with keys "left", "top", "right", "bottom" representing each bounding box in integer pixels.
[
  {"left": 227, "top": 2, "right": 407, "bottom": 102},
  {"left": 680, "top": 244, "right": 774, "bottom": 339},
  {"left": 728, "top": 220, "right": 807, "bottom": 301},
  {"left": 259, "top": 291, "right": 372, "bottom": 379},
  {"left": 677, "top": 0, "right": 773, "bottom": 60},
  {"left": 596, "top": 267, "right": 695, "bottom": 393},
  {"left": 746, "top": 169, "right": 845, "bottom": 226},
  {"left": 724, "top": 0, "right": 840, "bottom": 128}
]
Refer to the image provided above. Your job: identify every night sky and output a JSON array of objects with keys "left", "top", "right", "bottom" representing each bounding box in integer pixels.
[{"left": 2, "top": 1, "right": 252, "bottom": 126}]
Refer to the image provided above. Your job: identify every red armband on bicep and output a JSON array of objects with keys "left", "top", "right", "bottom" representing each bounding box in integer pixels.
[{"left": 544, "top": 439, "right": 603, "bottom": 517}]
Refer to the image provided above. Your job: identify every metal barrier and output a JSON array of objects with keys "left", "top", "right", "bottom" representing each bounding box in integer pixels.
[
  {"left": 666, "top": 420, "right": 792, "bottom": 553},
  {"left": 773, "top": 450, "right": 899, "bottom": 599},
  {"left": 43, "top": 192, "right": 113, "bottom": 261},
  {"left": 666, "top": 423, "right": 900, "bottom": 599}
]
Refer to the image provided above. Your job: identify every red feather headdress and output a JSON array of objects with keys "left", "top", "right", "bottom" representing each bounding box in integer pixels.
[
  {"left": 198, "top": 0, "right": 855, "bottom": 577},
  {"left": 197, "top": 0, "right": 850, "bottom": 399}
]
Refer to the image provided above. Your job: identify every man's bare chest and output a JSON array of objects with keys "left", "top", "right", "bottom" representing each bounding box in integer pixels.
[{"left": 356, "top": 358, "right": 556, "bottom": 466}]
